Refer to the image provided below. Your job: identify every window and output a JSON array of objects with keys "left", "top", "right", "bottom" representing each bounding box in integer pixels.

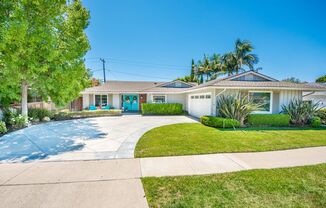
[
  {"left": 153, "top": 95, "right": 166, "bottom": 103},
  {"left": 249, "top": 91, "right": 272, "bottom": 113},
  {"left": 200, "top": 95, "right": 205, "bottom": 99},
  {"left": 95, "top": 95, "right": 108, "bottom": 107},
  {"left": 206, "top": 94, "right": 211, "bottom": 99},
  {"left": 194, "top": 96, "right": 199, "bottom": 99},
  {"left": 191, "top": 96, "right": 194, "bottom": 99}
]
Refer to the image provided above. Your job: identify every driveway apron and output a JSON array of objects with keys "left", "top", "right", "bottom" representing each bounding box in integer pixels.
[{"left": 0, "top": 115, "right": 196, "bottom": 163}]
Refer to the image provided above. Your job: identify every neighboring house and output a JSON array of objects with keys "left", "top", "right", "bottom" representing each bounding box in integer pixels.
[
  {"left": 303, "top": 83, "right": 326, "bottom": 109},
  {"left": 81, "top": 71, "right": 326, "bottom": 118}
]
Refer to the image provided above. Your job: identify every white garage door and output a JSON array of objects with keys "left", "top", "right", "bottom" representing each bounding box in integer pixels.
[{"left": 188, "top": 93, "right": 212, "bottom": 118}]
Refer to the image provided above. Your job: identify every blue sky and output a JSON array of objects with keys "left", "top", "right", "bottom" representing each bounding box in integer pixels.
[{"left": 83, "top": 0, "right": 326, "bottom": 82}]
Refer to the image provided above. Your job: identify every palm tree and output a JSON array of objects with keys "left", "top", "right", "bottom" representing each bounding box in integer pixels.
[
  {"left": 221, "top": 52, "right": 237, "bottom": 76},
  {"left": 210, "top": 53, "right": 225, "bottom": 78},
  {"left": 202, "top": 55, "right": 213, "bottom": 81},
  {"left": 195, "top": 60, "right": 204, "bottom": 84},
  {"left": 234, "top": 39, "right": 259, "bottom": 73}
]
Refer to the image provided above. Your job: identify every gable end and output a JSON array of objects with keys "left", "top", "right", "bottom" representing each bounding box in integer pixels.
[
  {"left": 159, "top": 80, "right": 194, "bottom": 88},
  {"left": 228, "top": 71, "right": 278, "bottom": 82}
]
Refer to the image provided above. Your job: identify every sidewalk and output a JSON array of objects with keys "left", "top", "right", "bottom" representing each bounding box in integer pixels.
[
  {"left": 1, "top": 146, "right": 325, "bottom": 208},
  {"left": 140, "top": 146, "right": 326, "bottom": 177}
]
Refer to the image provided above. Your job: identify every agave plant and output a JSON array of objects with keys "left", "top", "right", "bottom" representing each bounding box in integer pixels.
[
  {"left": 282, "top": 99, "right": 320, "bottom": 126},
  {"left": 216, "top": 94, "right": 257, "bottom": 126}
]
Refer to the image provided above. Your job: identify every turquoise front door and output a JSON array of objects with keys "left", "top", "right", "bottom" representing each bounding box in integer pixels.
[{"left": 122, "top": 94, "right": 139, "bottom": 111}]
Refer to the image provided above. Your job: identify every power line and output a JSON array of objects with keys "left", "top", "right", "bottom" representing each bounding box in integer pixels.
[
  {"left": 108, "top": 70, "right": 171, "bottom": 80},
  {"left": 108, "top": 58, "right": 188, "bottom": 68},
  {"left": 89, "top": 67, "right": 181, "bottom": 80},
  {"left": 107, "top": 60, "right": 188, "bottom": 71},
  {"left": 85, "top": 57, "right": 189, "bottom": 69}
]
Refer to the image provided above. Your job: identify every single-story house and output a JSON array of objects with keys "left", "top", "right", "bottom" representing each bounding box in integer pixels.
[{"left": 81, "top": 71, "right": 326, "bottom": 118}]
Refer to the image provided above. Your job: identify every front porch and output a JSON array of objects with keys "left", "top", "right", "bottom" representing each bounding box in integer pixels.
[{"left": 82, "top": 93, "right": 148, "bottom": 112}]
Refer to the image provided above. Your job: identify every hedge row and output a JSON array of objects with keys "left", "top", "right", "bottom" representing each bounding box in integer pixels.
[
  {"left": 247, "top": 114, "right": 290, "bottom": 127},
  {"left": 200, "top": 116, "right": 240, "bottom": 128},
  {"left": 53, "top": 110, "right": 122, "bottom": 120},
  {"left": 142, "top": 103, "right": 183, "bottom": 115}
]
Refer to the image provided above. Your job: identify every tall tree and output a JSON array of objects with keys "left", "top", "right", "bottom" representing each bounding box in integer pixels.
[
  {"left": 190, "top": 59, "right": 196, "bottom": 82},
  {"left": 221, "top": 52, "right": 237, "bottom": 76},
  {"left": 195, "top": 60, "right": 204, "bottom": 84},
  {"left": 199, "top": 55, "right": 213, "bottom": 81},
  {"left": 234, "top": 39, "right": 259, "bottom": 73},
  {"left": 0, "top": 0, "right": 91, "bottom": 116},
  {"left": 210, "top": 53, "right": 224, "bottom": 78}
]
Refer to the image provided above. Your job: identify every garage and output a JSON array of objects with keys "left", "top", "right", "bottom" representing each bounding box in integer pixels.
[{"left": 188, "top": 93, "right": 212, "bottom": 118}]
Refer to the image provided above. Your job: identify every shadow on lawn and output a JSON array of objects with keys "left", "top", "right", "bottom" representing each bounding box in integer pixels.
[
  {"left": 219, "top": 126, "right": 326, "bottom": 132},
  {"left": 0, "top": 119, "right": 107, "bottom": 163}
]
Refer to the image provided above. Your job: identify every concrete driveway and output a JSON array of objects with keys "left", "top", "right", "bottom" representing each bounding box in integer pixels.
[{"left": 0, "top": 115, "right": 197, "bottom": 163}]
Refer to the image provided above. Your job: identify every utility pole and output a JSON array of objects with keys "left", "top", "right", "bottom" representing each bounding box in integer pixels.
[{"left": 100, "top": 58, "right": 106, "bottom": 82}]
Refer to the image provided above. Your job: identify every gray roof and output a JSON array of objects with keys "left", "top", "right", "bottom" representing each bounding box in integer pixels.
[
  {"left": 212, "top": 81, "right": 326, "bottom": 89},
  {"left": 82, "top": 71, "right": 326, "bottom": 94},
  {"left": 83, "top": 81, "right": 165, "bottom": 93},
  {"left": 82, "top": 80, "right": 196, "bottom": 94},
  {"left": 185, "top": 71, "right": 326, "bottom": 91}
]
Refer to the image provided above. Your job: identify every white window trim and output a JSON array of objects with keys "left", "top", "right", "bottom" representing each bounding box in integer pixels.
[
  {"left": 188, "top": 92, "right": 212, "bottom": 98},
  {"left": 151, "top": 94, "right": 167, "bottom": 103},
  {"left": 248, "top": 91, "right": 273, "bottom": 114},
  {"left": 93, "top": 94, "right": 109, "bottom": 106}
]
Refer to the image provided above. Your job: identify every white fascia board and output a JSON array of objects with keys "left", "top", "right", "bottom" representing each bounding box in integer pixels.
[{"left": 80, "top": 87, "right": 326, "bottom": 95}]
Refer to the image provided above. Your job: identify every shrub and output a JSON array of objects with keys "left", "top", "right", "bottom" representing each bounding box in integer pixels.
[
  {"left": 69, "top": 109, "right": 122, "bottom": 117},
  {"left": 53, "top": 112, "right": 72, "bottom": 121},
  {"left": 247, "top": 114, "right": 290, "bottom": 127},
  {"left": 317, "top": 109, "right": 326, "bottom": 124},
  {"left": 28, "top": 108, "right": 53, "bottom": 121},
  {"left": 216, "top": 94, "right": 256, "bottom": 126},
  {"left": 2, "top": 108, "right": 17, "bottom": 125},
  {"left": 142, "top": 103, "right": 183, "bottom": 115},
  {"left": 0, "top": 121, "right": 7, "bottom": 134},
  {"left": 200, "top": 116, "right": 240, "bottom": 128},
  {"left": 311, "top": 117, "right": 321, "bottom": 128},
  {"left": 52, "top": 110, "right": 122, "bottom": 120},
  {"left": 282, "top": 99, "right": 320, "bottom": 126},
  {"left": 9, "top": 114, "right": 28, "bottom": 129}
]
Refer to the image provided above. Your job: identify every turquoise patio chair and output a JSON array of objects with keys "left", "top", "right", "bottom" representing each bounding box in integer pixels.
[
  {"left": 89, "top": 105, "right": 97, "bottom": 110},
  {"left": 102, "top": 105, "right": 110, "bottom": 110}
]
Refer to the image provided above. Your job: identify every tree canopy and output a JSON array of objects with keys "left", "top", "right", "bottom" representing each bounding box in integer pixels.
[
  {"left": 0, "top": 0, "right": 91, "bottom": 114},
  {"left": 316, "top": 75, "right": 326, "bottom": 83},
  {"left": 282, "top": 77, "right": 306, "bottom": 84},
  {"left": 177, "top": 39, "right": 259, "bottom": 84}
]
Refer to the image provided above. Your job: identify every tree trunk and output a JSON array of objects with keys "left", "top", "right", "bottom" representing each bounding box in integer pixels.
[{"left": 21, "top": 81, "right": 28, "bottom": 117}]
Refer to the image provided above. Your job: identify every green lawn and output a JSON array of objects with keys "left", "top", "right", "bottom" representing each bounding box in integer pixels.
[
  {"left": 142, "top": 164, "right": 326, "bottom": 208},
  {"left": 135, "top": 123, "right": 326, "bottom": 157}
]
